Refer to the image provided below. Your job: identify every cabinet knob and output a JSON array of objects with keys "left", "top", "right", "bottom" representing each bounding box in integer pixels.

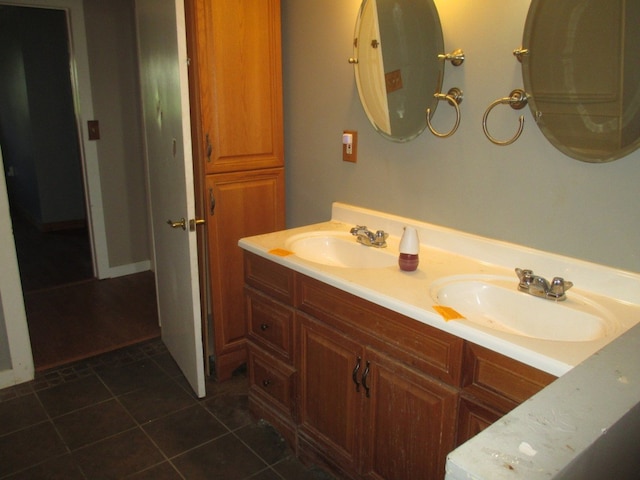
[
  {"left": 262, "top": 379, "right": 271, "bottom": 387},
  {"left": 260, "top": 323, "right": 270, "bottom": 331}
]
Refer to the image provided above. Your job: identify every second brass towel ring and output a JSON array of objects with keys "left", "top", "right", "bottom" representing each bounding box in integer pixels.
[{"left": 482, "top": 89, "right": 528, "bottom": 145}]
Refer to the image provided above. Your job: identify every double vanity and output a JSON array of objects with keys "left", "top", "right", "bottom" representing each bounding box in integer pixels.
[{"left": 238, "top": 203, "right": 640, "bottom": 479}]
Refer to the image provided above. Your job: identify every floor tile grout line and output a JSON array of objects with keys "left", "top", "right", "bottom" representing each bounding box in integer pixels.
[{"left": 0, "top": 338, "right": 169, "bottom": 402}]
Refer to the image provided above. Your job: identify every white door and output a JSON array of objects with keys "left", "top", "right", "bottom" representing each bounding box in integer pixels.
[
  {"left": 0, "top": 148, "right": 34, "bottom": 389},
  {"left": 136, "top": 0, "right": 205, "bottom": 397}
]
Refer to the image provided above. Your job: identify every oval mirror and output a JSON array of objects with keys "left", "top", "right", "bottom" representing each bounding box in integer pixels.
[
  {"left": 521, "top": 0, "right": 640, "bottom": 162},
  {"left": 353, "top": 0, "right": 444, "bottom": 142}
]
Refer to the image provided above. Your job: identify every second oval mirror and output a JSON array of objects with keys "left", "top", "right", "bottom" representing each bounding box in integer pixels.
[
  {"left": 521, "top": 0, "right": 640, "bottom": 162},
  {"left": 352, "top": 0, "right": 444, "bottom": 142}
]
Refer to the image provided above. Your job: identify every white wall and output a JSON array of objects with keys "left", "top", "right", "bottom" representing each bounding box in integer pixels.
[{"left": 281, "top": 0, "right": 640, "bottom": 274}]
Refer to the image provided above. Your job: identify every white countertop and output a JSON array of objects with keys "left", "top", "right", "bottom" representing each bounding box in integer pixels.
[
  {"left": 238, "top": 202, "right": 640, "bottom": 377},
  {"left": 445, "top": 321, "right": 640, "bottom": 479}
]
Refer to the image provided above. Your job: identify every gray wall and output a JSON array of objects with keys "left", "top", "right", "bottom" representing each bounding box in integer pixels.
[{"left": 281, "top": 0, "right": 640, "bottom": 274}]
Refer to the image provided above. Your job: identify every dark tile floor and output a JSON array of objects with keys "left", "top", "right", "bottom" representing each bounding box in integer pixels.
[{"left": 0, "top": 339, "right": 334, "bottom": 480}]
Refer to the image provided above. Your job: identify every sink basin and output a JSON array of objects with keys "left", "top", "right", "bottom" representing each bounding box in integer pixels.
[
  {"left": 430, "top": 275, "right": 615, "bottom": 342},
  {"left": 285, "top": 231, "right": 397, "bottom": 268}
]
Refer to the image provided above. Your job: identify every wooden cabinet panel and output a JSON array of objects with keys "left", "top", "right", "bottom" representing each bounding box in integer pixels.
[
  {"left": 207, "top": 169, "right": 285, "bottom": 380},
  {"left": 245, "top": 286, "right": 294, "bottom": 363},
  {"left": 244, "top": 251, "right": 295, "bottom": 305},
  {"left": 248, "top": 348, "right": 295, "bottom": 415},
  {"left": 456, "top": 397, "right": 503, "bottom": 446},
  {"left": 462, "top": 343, "right": 556, "bottom": 414},
  {"left": 296, "top": 275, "right": 463, "bottom": 386},
  {"left": 297, "top": 314, "right": 364, "bottom": 476},
  {"left": 193, "top": 0, "right": 283, "bottom": 174},
  {"left": 362, "top": 348, "right": 458, "bottom": 480}
]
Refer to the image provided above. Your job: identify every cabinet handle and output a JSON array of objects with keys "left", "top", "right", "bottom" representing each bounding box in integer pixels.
[
  {"left": 352, "top": 356, "right": 361, "bottom": 392},
  {"left": 262, "top": 379, "right": 271, "bottom": 387},
  {"left": 205, "top": 133, "right": 212, "bottom": 162},
  {"left": 260, "top": 323, "right": 270, "bottom": 331},
  {"left": 362, "top": 361, "right": 371, "bottom": 398}
]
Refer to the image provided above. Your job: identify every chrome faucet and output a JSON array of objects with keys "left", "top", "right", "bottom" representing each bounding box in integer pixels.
[
  {"left": 515, "top": 268, "right": 573, "bottom": 301},
  {"left": 350, "top": 225, "right": 388, "bottom": 248}
]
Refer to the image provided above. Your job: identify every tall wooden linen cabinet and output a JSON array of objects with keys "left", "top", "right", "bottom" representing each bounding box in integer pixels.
[{"left": 186, "top": 0, "right": 285, "bottom": 380}]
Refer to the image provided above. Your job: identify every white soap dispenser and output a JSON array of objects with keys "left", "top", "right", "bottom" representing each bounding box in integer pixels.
[{"left": 398, "top": 226, "right": 419, "bottom": 271}]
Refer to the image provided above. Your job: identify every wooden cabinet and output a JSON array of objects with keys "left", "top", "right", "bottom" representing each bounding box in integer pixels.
[
  {"left": 295, "top": 276, "right": 459, "bottom": 480},
  {"left": 187, "top": 0, "right": 285, "bottom": 380},
  {"left": 297, "top": 314, "right": 365, "bottom": 475},
  {"left": 244, "top": 253, "right": 296, "bottom": 445},
  {"left": 205, "top": 169, "right": 284, "bottom": 379},
  {"left": 456, "top": 342, "right": 556, "bottom": 445},
  {"left": 243, "top": 252, "right": 557, "bottom": 479},
  {"left": 362, "top": 348, "right": 458, "bottom": 480},
  {"left": 192, "top": 0, "right": 283, "bottom": 174}
]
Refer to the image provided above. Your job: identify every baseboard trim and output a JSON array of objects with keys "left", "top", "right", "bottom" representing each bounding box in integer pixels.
[{"left": 103, "top": 260, "right": 152, "bottom": 279}]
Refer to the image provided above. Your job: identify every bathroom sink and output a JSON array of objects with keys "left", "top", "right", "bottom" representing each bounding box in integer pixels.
[
  {"left": 430, "top": 275, "right": 615, "bottom": 342},
  {"left": 285, "top": 231, "right": 397, "bottom": 268}
]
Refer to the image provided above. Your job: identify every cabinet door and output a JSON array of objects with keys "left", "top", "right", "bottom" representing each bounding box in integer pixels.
[
  {"left": 207, "top": 168, "right": 285, "bottom": 380},
  {"left": 456, "top": 397, "right": 503, "bottom": 446},
  {"left": 193, "top": 0, "right": 284, "bottom": 174},
  {"left": 362, "top": 348, "right": 458, "bottom": 480},
  {"left": 297, "top": 314, "right": 365, "bottom": 476}
]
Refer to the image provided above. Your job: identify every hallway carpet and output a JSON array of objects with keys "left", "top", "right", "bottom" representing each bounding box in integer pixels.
[{"left": 24, "top": 272, "right": 160, "bottom": 372}]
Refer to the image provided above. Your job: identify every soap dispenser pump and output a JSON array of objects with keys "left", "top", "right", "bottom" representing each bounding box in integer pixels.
[{"left": 398, "top": 227, "right": 419, "bottom": 271}]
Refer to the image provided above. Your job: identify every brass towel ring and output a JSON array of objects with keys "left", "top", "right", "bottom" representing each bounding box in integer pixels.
[
  {"left": 482, "top": 89, "right": 528, "bottom": 146},
  {"left": 426, "top": 87, "right": 463, "bottom": 138}
]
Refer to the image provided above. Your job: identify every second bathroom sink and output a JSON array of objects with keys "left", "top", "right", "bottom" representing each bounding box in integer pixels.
[{"left": 430, "top": 275, "right": 616, "bottom": 342}]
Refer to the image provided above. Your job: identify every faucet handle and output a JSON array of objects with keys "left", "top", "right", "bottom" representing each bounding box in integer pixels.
[
  {"left": 515, "top": 268, "right": 533, "bottom": 286},
  {"left": 550, "top": 277, "right": 573, "bottom": 295},
  {"left": 350, "top": 225, "right": 366, "bottom": 235}
]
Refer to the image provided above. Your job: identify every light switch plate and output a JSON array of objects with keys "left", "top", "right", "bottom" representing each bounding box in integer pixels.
[
  {"left": 88, "top": 120, "right": 100, "bottom": 140},
  {"left": 342, "top": 130, "right": 358, "bottom": 163}
]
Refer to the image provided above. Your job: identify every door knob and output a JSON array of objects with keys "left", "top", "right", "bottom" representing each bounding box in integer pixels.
[
  {"left": 189, "top": 218, "right": 205, "bottom": 231},
  {"left": 166, "top": 218, "right": 186, "bottom": 230}
]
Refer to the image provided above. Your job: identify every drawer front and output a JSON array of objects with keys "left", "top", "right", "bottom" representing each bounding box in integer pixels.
[
  {"left": 244, "top": 251, "right": 295, "bottom": 305},
  {"left": 248, "top": 348, "right": 295, "bottom": 415},
  {"left": 246, "top": 287, "right": 294, "bottom": 363},
  {"left": 462, "top": 342, "right": 556, "bottom": 412},
  {"left": 296, "top": 275, "right": 463, "bottom": 386}
]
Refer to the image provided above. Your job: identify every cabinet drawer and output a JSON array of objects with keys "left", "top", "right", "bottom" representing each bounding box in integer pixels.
[
  {"left": 296, "top": 275, "right": 463, "bottom": 386},
  {"left": 244, "top": 251, "right": 295, "bottom": 305},
  {"left": 248, "top": 348, "right": 295, "bottom": 416},
  {"left": 245, "top": 287, "right": 294, "bottom": 363},
  {"left": 462, "top": 342, "right": 556, "bottom": 413}
]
